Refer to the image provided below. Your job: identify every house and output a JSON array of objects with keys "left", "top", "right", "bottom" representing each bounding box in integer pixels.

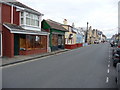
[
  {"left": 102, "top": 34, "right": 106, "bottom": 42},
  {"left": 73, "top": 27, "right": 84, "bottom": 47},
  {"left": 1, "top": 0, "right": 49, "bottom": 58},
  {"left": 41, "top": 19, "right": 68, "bottom": 51},
  {"left": 97, "top": 30, "right": 103, "bottom": 43},
  {"left": 77, "top": 27, "right": 87, "bottom": 46},
  {"left": 62, "top": 20, "right": 77, "bottom": 49}
]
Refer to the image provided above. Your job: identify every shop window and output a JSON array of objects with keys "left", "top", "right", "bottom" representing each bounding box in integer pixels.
[
  {"left": 26, "top": 35, "right": 47, "bottom": 50},
  {"left": 58, "top": 35, "right": 62, "bottom": 45},
  {"left": 52, "top": 34, "right": 58, "bottom": 46},
  {"left": 20, "top": 35, "right": 26, "bottom": 50},
  {"left": 20, "top": 35, "right": 47, "bottom": 50},
  {"left": 40, "top": 36, "right": 47, "bottom": 49},
  {"left": 26, "top": 35, "right": 34, "bottom": 50}
]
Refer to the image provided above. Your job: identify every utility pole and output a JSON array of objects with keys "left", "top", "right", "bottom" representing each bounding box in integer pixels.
[{"left": 85, "top": 22, "right": 89, "bottom": 43}]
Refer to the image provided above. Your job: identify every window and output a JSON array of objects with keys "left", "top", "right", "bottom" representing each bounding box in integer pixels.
[
  {"left": 26, "top": 35, "right": 34, "bottom": 50},
  {"left": 52, "top": 34, "right": 58, "bottom": 46},
  {"left": 40, "top": 36, "right": 47, "bottom": 49},
  {"left": 20, "top": 12, "right": 24, "bottom": 25},
  {"left": 20, "top": 12, "right": 39, "bottom": 27},
  {"left": 20, "top": 35, "right": 26, "bottom": 50},
  {"left": 25, "top": 12, "right": 39, "bottom": 27},
  {"left": 20, "top": 35, "right": 47, "bottom": 50}
]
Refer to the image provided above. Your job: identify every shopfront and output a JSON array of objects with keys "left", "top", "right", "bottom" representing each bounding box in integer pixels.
[
  {"left": 42, "top": 19, "right": 67, "bottom": 52},
  {"left": 13, "top": 34, "right": 48, "bottom": 56},
  {"left": 3, "top": 23, "right": 49, "bottom": 58},
  {"left": 51, "top": 33, "right": 65, "bottom": 51}
]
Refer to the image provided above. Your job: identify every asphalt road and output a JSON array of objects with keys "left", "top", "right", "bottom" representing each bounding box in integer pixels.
[{"left": 2, "top": 43, "right": 117, "bottom": 88}]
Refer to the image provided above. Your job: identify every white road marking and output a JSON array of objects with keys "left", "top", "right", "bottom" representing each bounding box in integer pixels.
[
  {"left": 107, "top": 69, "right": 110, "bottom": 73},
  {"left": 106, "top": 77, "right": 109, "bottom": 83},
  {"left": 108, "top": 64, "right": 110, "bottom": 68}
]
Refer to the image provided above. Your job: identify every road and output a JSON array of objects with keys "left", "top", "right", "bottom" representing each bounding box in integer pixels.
[{"left": 2, "top": 43, "right": 117, "bottom": 88}]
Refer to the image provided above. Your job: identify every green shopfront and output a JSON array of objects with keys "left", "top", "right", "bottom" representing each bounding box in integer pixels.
[
  {"left": 42, "top": 19, "right": 67, "bottom": 51},
  {"left": 50, "top": 29, "right": 65, "bottom": 51}
]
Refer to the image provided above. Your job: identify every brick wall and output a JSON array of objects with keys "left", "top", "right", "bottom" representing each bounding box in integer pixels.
[{"left": 3, "top": 26, "right": 14, "bottom": 58}]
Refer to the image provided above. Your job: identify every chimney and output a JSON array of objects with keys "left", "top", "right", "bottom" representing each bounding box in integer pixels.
[{"left": 63, "top": 19, "right": 67, "bottom": 25}]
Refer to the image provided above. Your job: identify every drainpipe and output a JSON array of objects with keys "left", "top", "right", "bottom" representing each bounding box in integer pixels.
[{"left": 11, "top": 5, "right": 13, "bottom": 24}]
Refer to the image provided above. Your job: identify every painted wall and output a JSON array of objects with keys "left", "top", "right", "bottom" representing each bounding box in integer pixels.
[
  {"left": 2, "top": 4, "right": 19, "bottom": 57},
  {"left": 65, "top": 32, "right": 76, "bottom": 45},
  {"left": 13, "top": 7, "right": 20, "bottom": 25},
  {"left": 3, "top": 26, "right": 14, "bottom": 57}
]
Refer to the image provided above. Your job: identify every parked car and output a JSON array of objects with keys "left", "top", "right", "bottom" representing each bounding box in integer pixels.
[
  {"left": 112, "top": 48, "right": 120, "bottom": 67},
  {"left": 116, "top": 63, "right": 120, "bottom": 90},
  {"left": 94, "top": 40, "right": 99, "bottom": 44}
]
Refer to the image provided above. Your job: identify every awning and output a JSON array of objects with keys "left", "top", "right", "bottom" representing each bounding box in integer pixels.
[{"left": 3, "top": 23, "right": 49, "bottom": 35}]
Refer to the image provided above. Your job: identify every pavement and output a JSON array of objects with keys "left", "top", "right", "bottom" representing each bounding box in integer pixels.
[
  {"left": 2, "top": 43, "right": 118, "bottom": 88},
  {"left": 2, "top": 49, "right": 69, "bottom": 66}
]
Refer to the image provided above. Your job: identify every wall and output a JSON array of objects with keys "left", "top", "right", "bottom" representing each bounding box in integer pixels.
[
  {"left": 13, "top": 7, "right": 20, "bottom": 25},
  {"left": 2, "top": 4, "right": 20, "bottom": 57},
  {"left": 3, "top": 26, "right": 14, "bottom": 57},
  {"left": 65, "top": 32, "right": 76, "bottom": 45}
]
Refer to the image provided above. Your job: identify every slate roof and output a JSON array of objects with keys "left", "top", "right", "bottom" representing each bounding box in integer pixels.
[
  {"left": 45, "top": 19, "right": 68, "bottom": 32},
  {"left": 1, "top": 0, "right": 42, "bottom": 15},
  {"left": 3, "top": 23, "right": 48, "bottom": 35}
]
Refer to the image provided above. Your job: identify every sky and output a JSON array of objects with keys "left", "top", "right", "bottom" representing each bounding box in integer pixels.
[{"left": 17, "top": 0, "right": 119, "bottom": 38}]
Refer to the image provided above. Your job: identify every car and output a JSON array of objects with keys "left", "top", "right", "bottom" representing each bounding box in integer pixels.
[
  {"left": 113, "top": 54, "right": 120, "bottom": 67},
  {"left": 112, "top": 48, "right": 120, "bottom": 67},
  {"left": 94, "top": 40, "right": 99, "bottom": 44},
  {"left": 116, "top": 63, "right": 120, "bottom": 90}
]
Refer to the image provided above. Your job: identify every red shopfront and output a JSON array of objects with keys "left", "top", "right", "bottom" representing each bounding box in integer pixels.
[{"left": 3, "top": 23, "right": 48, "bottom": 58}]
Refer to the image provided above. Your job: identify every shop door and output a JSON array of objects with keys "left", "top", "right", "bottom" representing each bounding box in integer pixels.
[
  {"left": 58, "top": 35, "right": 62, "bottom": 48},
  {"left": 14, "top": 34, "right": 19, "bottom": 55}
]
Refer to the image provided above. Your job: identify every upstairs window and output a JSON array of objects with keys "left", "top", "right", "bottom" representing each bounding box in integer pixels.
[{"left": 20, "top": 12, "right": 40, "bottom": 27}]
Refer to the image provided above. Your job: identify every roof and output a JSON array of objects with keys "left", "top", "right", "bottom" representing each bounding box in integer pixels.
[
  {"left": 1, "top": 0, "right": 42, "bottom": 15},
  {"left": 45, "top": 19, "right": 68, "bottom": 32},
  {"left": 102, "top": 34, "right": 106, "bottom": 37},
  {"left": 3, "top": 23, "right": 48, "bottom": 35}
]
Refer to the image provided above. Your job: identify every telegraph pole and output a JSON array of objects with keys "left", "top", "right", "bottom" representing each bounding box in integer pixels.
[{"left": 85, "top": 22, "right": 89, "bottom": 43}]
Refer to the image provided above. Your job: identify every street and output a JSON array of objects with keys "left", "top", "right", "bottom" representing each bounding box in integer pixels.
[{"left": 2, "top": 43, "right": 117, "bottom": 88}]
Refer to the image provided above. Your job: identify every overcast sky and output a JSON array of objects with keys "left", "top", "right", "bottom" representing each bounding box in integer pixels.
[{"left": 17, "top": 0, "right": 119, "bottom": 38}]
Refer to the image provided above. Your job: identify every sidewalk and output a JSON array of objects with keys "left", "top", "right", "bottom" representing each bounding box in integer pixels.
[{"left": 2, "top": 49, "right": 69, "bottom": 66}]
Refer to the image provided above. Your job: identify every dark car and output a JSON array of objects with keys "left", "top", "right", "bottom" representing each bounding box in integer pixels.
[
  {"left": 94, "top": 40, "right": 99, "bottom": 44},
  {"left": 112, "top": 48, "right": 120, "bottom": 67}
]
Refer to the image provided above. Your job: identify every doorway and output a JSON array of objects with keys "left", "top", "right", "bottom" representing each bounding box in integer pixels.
[{"left": 14, "top": 34, "right": 20, "bottom": 55}]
